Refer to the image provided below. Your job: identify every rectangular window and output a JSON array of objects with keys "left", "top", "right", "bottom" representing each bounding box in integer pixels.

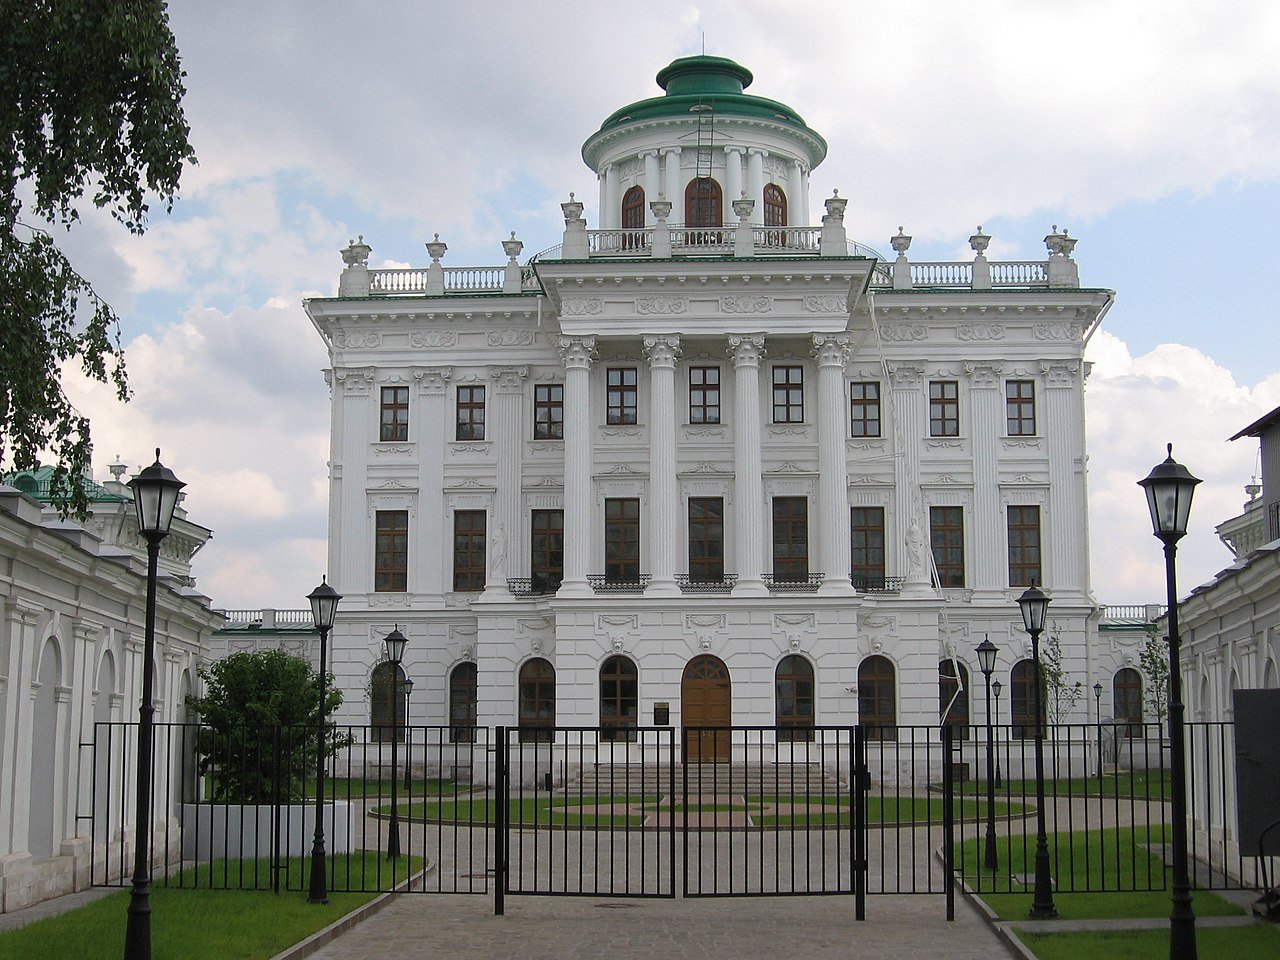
[
  {"left": 688, "top": 497, "right": 725, "bottom": 583},
  {"left": 533, "top": 383, "right": 564, "bottom": 439},
  {"left": 929, "top": 380, "right": 959, "bottom": 437},
  {"left": 452, "top": 510, "right": 487, "bottom": 592},
  {"left": 604, "top": 498, "right": 641, "bottom": 583},
  {"left": 929, "top": 506, "right": 965, "bottom": 588},
  {"left": 849, "top": 381, "right": 881, "bottom": 438},
  {"left": 380, "top": 386, "right": 409, "bottom": 442},
  {"left": 607, "top": 368, "right": 638, "bottom": 425},
  {"left": 1007, "top": 505, "right": 1042, "bottom": 588},
  {"left": 374, "top": 510, "right": 408, "bottom": 592},
  {"left": 772, "top": 365, "right": 804, "bottom": 423},
  {"left": 456, "top": 385, "right": 486, "bottom": 440},
  {"left": 850, "top": 507, "right": 886, "bottom": 588},
  {"left": 689, "top": 366, "right": 721, "bottom": 424},
  {"left": 530, "top": 509, "right": 564, "bottom": 591},
  {"left": 1006, "top": 380, "right": 1037, "bottom": 436},
  {"left": 772, "top": 496, "right": 809, "bottom": 582}
]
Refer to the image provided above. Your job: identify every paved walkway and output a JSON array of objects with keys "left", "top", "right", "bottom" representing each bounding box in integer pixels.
[{"left": 303, "top": 891, "right": 1012, "bottom": 960}]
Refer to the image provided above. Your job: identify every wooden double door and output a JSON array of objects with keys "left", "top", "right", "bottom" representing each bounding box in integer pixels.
[{"left": 681, "top": 655, "right": 731, "bottom": 762}]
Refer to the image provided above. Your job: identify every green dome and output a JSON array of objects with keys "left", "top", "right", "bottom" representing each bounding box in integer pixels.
[{"left": 593, "top": 55, "right": 824, "bottom": 149}]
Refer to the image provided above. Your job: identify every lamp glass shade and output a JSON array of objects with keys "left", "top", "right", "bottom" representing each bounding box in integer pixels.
[
  {"left": 1137, "top": 445, "right": 1200, "bottom": 539},
  {"left": 307, "top": 578, "right": 342, "bottom": 630},
  {"left": 1093, "top": 682, "right": 1103, "bottom": 699},
  {"left": 402, "top": 678, "right": 414, "bottom": 697},
  {"left": 384, "top": 627, "right": 408, "bottom": 664},
  {"left": 992, "top": 679, "right": 1003, "bottom": 697},
  {"left": 127, "top": 449, "right": 185, "bottom": 536},
  {"left": 976, "top": 637, "right": 998, "bottom": 676},
  {"left": 1016, "top": 584, "right": 1051, "bottom": 634}
]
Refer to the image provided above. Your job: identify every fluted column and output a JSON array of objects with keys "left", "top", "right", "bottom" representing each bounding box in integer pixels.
[
  {"left": 642, "top": 151, "right": 660, "bottom": 206},
  {"left": 814, "top": 335, "right": 855, "bottom": 596},
  {"left": 559, "top": 337, "right": 597, "bottom": 597},
  {"left": 791, "top": 158, "right": 807, "bottom": 225},
  {"left": 644, "top": 335, "right": 682, "bottom": 596},
  {"left": 662, "top": 148, "right": 682, "bottom": 219},
  {"left": 746, "top": 148, "right": 766, "bottom": 217},
  {"left": 603, "top": 164, "right": 621, "bottom": 229},
  {"left": 888, "top": 363, "right": 932, "bottom": 596},
  {"left": 725, "top": 146, "right": 745, "bottom": 207},
  {"left": 966, "top": 362, "right": 1005, "bottom": 598},
  {"left": 730, "top": 335, "right": 768, "bottom": 596},
  {"left": 485, "top": 365, "right": 528, "bottom": 595},
  {"left": 1042, "top": 361, "right": 1085, "bottom": 592}
]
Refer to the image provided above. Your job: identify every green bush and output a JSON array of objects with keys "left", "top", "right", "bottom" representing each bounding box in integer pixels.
[{"left": 187, "top": 649, "right": 346, "bottom": 802}]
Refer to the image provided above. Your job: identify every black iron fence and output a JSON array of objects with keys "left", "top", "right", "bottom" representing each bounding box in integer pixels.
[{"left": 82, "top": 719, "right": 1272, "bottom": 913}]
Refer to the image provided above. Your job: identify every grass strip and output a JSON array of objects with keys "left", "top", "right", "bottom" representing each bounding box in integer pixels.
[
  {"left": 0, "top": 852, "right": 422, "bottom": 960},
  {"left": 1014, "top": 924, "right": 1279, "bottom": 960}
]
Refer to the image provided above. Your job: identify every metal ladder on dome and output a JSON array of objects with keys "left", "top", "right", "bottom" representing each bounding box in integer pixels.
[{"left": 689, "top": 99, "right": 717, "bottom": 244}]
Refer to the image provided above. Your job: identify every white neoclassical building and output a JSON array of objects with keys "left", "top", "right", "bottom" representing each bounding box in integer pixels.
[
  {"left": 305, "top": 55, "right": 1116, "bottom": 757},
  {"left": 0, "top": 465, "right": 220, "bottom": 912}
]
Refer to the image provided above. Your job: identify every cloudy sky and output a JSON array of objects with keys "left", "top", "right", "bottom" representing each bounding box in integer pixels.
[{"left": 58, "top": 0, "right": 1280, "bottom": 610}]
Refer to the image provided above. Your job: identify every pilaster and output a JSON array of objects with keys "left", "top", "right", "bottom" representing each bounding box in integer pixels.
[
  {"left": 485, "top": 366, "right": 528, "bottom": 596},
  {"left": 0, "top": 601, "right": 41, "bottom": 857},
  {"left": 888, "top": 363, "right": 932, "bottom": 596},
  {"left": 333, "top": 367, "right": 375, "bottom": 593},
  {"left": 814, "top": 335, "right": 855, "bottom": 596},
  {"left": 965, "top": 362, "right": 1006, "bottom": 597},
  {"left": 559, "top": 337, "right": 597, "bottom": 596},
  {"left": 644, "top": 336, "right": 681, "bottom": 596},
  {"left": 1041, "top": 361, "right": 1086, "bottom": 591},
  {"left": 415, "top": 367, "right": 452, "bottom": 598},
  {"left": 729, "top": 335, "right": 768, "bottom": 595}
]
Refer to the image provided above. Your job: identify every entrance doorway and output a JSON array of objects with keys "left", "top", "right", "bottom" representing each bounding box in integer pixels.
[{"left": 681, "top": 655, "right": 731, "bottom": 762}]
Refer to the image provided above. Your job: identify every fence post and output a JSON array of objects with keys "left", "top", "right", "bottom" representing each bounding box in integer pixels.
[
  {"left": 942, "top": 724, "right": 955, "bottom": 921},
  {"left": 494, "top": 726, "right": 506, "bottom": 916},
  {"left": 854, "top": 725, "right": 867, "bottom": 921}
]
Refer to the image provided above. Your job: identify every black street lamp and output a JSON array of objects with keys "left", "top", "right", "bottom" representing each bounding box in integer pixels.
[
  {"left": 1017, "top": 583, "right": 1058, "bottom": 920},
  {"left": 976, "top": 636, "right": 1000, "bottom": 872},
  {"left": 383, "top": 626, "right": 408, "bottom": 859},
  {"left": 402, "top": 677, "right": 414, "bottom": 790},
  {"left": 124, "top": 450, "right": 185, "bottom": 960},
  {"left": 1139, "top": 444, "right": 1201, "bottom": 960},
  {"left": 306, "top": 577, "right": 341, "bottom": 904},
  {"left": 1093, "top": 681, "right": 1104, "bottom": 782},
  {"left": 992, "top": 679, "right": 1004, "bottom": 788}
]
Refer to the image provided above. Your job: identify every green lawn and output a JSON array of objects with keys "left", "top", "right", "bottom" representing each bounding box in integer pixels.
[
  {"left": 949, "top": 770, "right": 1172, "bottom": 800},
  {"left": 386, "top": 795, "right": 653, "bottom": 827},
  {"left": 1016, "top": 924, "right": 1279, "bottom": 960},
  {"left": 754, "top": 794, "right": 1028, "bottom": 827},
  {"left": 0, "top": 853, "right": 422, "bottom": 960},
  {"left": 305, "top": 777, "right": 467, "bottom": 799},
  {"left": 960, "top": 823, "right": 1245, "bottom": 920}
]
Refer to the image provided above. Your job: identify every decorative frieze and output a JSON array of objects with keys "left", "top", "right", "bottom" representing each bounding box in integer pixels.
[
  {"left": 879, "top": 323, "right": 928, "bottom": 342},
  {"left": 410, "top": 331, "right": 457, "bottom": 348},
  {"left": 636, "top": 297, "right": 689, "bottom": 315},
  {"left": 1034, "top": 322, "right": 1084, "bottom": 341},
  {"left": 803, "top": 294, "right": 846, "bottom": 313},
  {"left": 488, "top": 330, "right": 536, "bottom": 347},
  {"left": 561, "top": 297, "right": 603, "bottom": 316},
  {"left": 957, "top": 323, "right": 1005, "bottom": 341},
  {"left": 720, "top": 295, "right": 772, "bottom": 314}
]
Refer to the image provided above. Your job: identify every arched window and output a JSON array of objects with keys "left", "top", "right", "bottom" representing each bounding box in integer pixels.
[
  {"left": 939, "top": 660, "right": 970, "bottom": 740},
  {"left": 450, "top": 662, "right": 478, "bottom": 743},
  {"left": 1011, "top": 659, "right": 1038, "bottom": 740},
  {"left": 1113, "top": 667, "right": 1143, "bottom": 737},
  {"left": 518, "top": 658, "right": 556, "bottom": 743},
  {"left": 763, "top": 183, "right": 787, "bottom": 227},
  {"left": 622, "top": 185, "right": 645, "bottom": 229},
  {"left": 776, "top": 655, "right": 815, "bottom": 742},
  {"left": 685, "top": 177, "right": 723, "bottom": 231},
  {"left": 371, "top": 661, "right": 407, "bottom": 743},
  {"left": 600, "top": 655, "right": 638, "bottom": 742},
  {"left": 858, "top": 655, "right": 896, "bottom": 740}
]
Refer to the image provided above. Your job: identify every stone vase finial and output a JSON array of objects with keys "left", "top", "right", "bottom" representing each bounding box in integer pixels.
[
  {"left": 341, "top": 235, "right": 371, "bottom": 267},
  {"left": 426, "top": 233, "right": 447, "bottom": 262},
  {"left": 824, "top": 189, "right": 848, "bottom": 221},
  {"left": 561, "top": 191, "right": 585, "bottom": 224},
  {"left": 969, "top": 227, "right": 991, "bottom": 256},
  {"left": 1044, "top": 225, "right": 1065, "bottom": 257},
  {"left": 890, "top": 227, "right": 912, "bottom": 258},
  {"left": 502, "top": 231, "right": 523, "bottom": 262}
]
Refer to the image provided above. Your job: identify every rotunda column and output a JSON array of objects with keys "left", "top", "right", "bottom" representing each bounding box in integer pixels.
[
  {"left": 603, "top": 163, "right": 621, "bottom": 230},
  {"left": 725, "top": 146, "right": 745, "bottom": 208},
  {"left": 642, "top": 151, "right": 661, "bottom": 207},
  {"left": 746, "top": 148, "right": 767, "bottom": 219},
  {"left": 661, "top": 148, "right": 682, "bottom": 221}
]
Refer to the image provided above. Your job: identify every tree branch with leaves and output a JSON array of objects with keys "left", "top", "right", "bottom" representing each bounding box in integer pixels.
[{"left": 0, "top": 0, "right": 195, "bottom": 516}]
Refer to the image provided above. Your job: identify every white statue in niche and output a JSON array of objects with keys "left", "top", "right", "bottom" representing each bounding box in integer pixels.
[
  {"left": 490, "top": 522, "right": 507, "bottom": 581},
  {"left": 905, "top": 516, "right": 927, "bottom": 583}
]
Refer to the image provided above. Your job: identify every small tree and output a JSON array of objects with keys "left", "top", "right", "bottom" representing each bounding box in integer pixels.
[
  {"left": 1042, "top": 623, "right": 1084, "bottom": 725},
  {"left": 187, "top": 649, "right": 345, "bottom": 803},
  {"left": 1138, "top": 630, "right": 1170, "bottom": 722}
]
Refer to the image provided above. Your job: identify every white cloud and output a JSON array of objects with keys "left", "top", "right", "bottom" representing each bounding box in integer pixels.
[{"left": 1085, "top": 331, "right": 1280, "bottom": 602}]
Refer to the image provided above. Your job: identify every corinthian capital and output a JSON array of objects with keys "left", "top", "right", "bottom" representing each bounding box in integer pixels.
[
  {"left": 811, "top": 334, "right": 852, "bottom": 367},
  {"left": 643, "top": 335, "right": 681, "bottom": 368},
  {"left": 727, "top": 334, "right": 766, "bottom": 367},
  {"left": 557, "top": 336, "right": 598, "bottom": 369}
]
